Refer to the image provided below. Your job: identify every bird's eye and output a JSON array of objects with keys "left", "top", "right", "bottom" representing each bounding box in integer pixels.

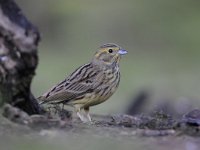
[{"left": 108, "top": 49, "right": 113, "bottom": 53}]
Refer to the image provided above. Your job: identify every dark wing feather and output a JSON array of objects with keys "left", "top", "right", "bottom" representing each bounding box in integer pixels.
[{"left": 38, "top": 63, "right": 100, "bottom": 104}]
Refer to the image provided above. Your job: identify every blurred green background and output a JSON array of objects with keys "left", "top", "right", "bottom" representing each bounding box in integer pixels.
[{"left": 16, "top": 0, "right": 200, "bottom": 114}]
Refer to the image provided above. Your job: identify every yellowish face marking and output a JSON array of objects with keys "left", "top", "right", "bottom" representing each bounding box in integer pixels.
[
  {"left": 93, "top": 43, "right": 127, "bottom": 66},
  {"left": 95, "top": 46, "right": 120, "bottom": 58}
]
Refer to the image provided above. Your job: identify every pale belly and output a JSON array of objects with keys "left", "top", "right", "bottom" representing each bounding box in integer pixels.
[
  {"left": 84, "top": 93, "right": 113, "bottom": 107},
  {"left": 69, "top": 86, "right": 118, "bottom": 109}
]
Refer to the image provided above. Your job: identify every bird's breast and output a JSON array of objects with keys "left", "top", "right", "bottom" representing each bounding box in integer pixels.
[{"left": 83, "top": 70, "right": 120, "bottom": 108}]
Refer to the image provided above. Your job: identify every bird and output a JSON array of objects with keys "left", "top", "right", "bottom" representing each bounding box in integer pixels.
[{"left": 38, "top": 43, "right": 127, "bottom": 122}]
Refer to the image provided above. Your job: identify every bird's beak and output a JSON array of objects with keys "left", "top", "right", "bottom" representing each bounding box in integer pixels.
[{"left": 118, "top": 49, "right": 127, "bottom": 55}]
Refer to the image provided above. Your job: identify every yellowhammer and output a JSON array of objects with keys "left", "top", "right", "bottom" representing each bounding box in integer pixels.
[{"left": 38, "top": 43, "right": 127, "bottom": 122}]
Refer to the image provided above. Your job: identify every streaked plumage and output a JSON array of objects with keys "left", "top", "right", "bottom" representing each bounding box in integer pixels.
[{"left": 38, "top": 43, "right": 127, "bottom": 122}]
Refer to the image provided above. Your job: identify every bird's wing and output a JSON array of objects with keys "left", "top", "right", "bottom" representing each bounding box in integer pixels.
[
  {"left": 38, "top": 81, "right": 93, "bottom": 104},
  {"left": 38, "top": 63, "right": 103, "bottom": 104}
]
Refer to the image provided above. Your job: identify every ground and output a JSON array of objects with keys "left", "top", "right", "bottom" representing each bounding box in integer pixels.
[{"left": 1, "top": 104, "right": 200, "bottom": 150}]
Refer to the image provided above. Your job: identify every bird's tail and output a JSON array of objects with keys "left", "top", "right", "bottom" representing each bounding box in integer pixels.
[{"left": 37, "top": 96, "right": 46, "bottom": 105}]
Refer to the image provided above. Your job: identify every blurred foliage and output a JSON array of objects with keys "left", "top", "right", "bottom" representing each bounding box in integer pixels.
[{"left": 15, "top": 0, "right": 200, "bottom": 114}]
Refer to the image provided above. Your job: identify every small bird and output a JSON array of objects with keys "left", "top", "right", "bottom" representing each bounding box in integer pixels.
[{"left": 38, "top": 43, "right": 127, "bottom": 122}]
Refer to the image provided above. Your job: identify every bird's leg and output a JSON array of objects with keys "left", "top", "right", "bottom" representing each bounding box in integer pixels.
[
  {"left": 84, "top": 107, "right": 92, "bottom": 122},
  {"left": 75, "top": 105, "right": 88, "bottom": 122}
]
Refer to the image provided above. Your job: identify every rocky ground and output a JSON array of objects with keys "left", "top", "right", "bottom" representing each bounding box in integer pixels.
[{"left": 1, "top": 104, "right": 200, "bottom": 150}]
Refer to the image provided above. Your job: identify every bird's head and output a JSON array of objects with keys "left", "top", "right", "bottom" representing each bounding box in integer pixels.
[{"left": 92, "top": 43, "right": 127, "bottom": 66}]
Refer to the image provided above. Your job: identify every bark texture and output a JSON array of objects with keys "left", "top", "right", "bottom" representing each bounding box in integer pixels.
[{"left": 0, "top": 0, "right": 42, "bottom": 114}]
